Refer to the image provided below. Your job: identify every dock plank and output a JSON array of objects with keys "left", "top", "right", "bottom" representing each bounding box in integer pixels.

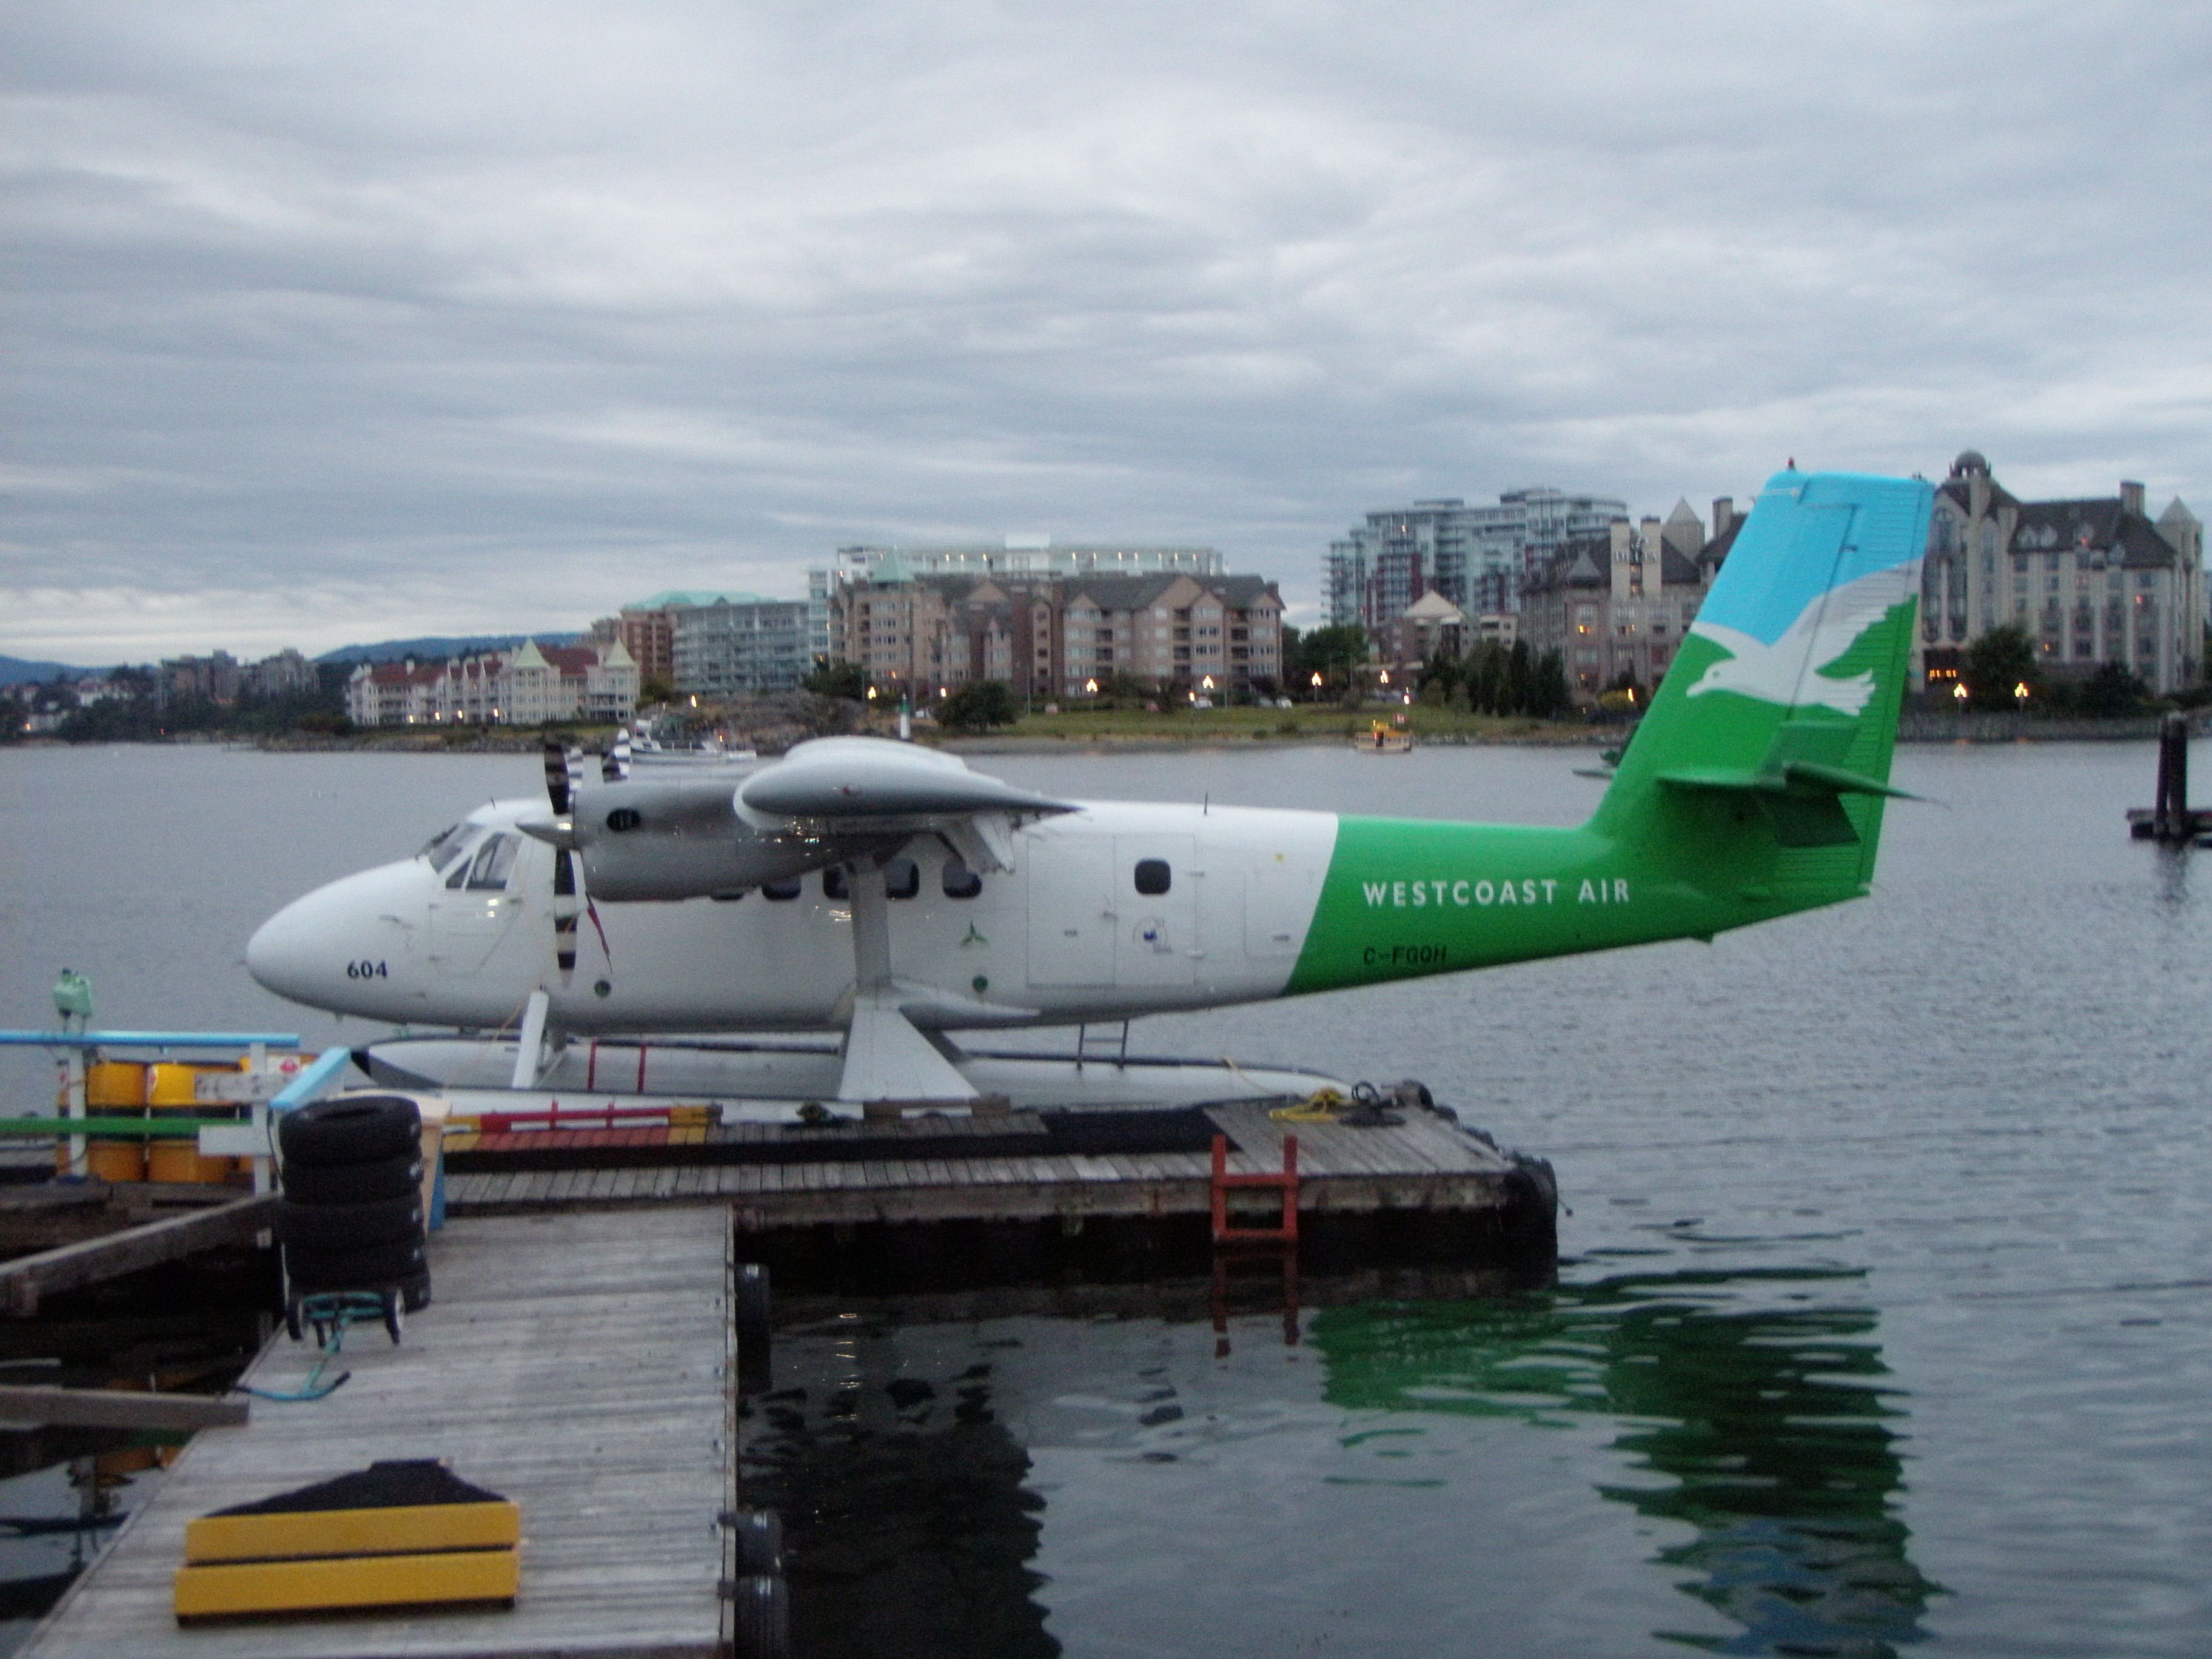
[{"left": 22, "top": 1205, "right": 732, "bottom": 1659}]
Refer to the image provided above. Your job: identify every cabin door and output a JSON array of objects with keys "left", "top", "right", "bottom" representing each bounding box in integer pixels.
[{"left": 1025, "top": 836, "right": 1115, "bottom": 987}]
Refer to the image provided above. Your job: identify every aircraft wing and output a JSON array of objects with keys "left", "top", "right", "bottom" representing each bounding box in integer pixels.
[
  {"left": 736, "top": 737, "right": 1072, "bottom": 822},
  {"left": 540, "top": 736, "right": 1075, "bottom": 901}
]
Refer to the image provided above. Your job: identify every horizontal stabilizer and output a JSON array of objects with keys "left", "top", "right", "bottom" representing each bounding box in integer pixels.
[
  {"left": 1654, "top": 760, "right": 1914, "bottom": 848},
  {"left": 1655, "top": 762, "right": 1915, "bottom": 802}
]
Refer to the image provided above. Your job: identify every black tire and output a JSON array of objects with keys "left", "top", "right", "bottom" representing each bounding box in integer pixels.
[
  {"left": 732, "top": 1509, "right": 783, "bottom": 1577},
  {"left": 284, "top": 1239, "right": 428, "bottom": 1292},
  {"left": 278, "top": 1095, "right": 421, "bottom": 1167},
  {"left": 398, "top": 1270, "right": 432, "bottom": 1313},
  {"left": 281, "top": 1155, "right": 421, "bottom": 1205},
  {"left": 275, "top": 1196, "right": 423, "bottom": 1250},
  {"left": 731, "top": 1574, "right": 789, "bottom": 1659},
  {"left": 736, "top": 1263, "right": 772, "bottom": 1394}
]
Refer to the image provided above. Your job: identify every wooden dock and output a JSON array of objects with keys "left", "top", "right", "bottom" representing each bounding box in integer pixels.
[
  {"left": 21, "top": 1205, "right": 734, "bottom": 1659},
  {"left": 438, "top": 1099, "right": 1557, "bottom": 1289},
  {"left": 443, "top": 1099, "right": 1532, "bottom": 1224}
]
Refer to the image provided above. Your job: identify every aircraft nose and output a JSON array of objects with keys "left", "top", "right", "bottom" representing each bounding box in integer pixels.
[
  {"left": 246, "top": 896, "right": 320, "bottom": 1004},
  {"left": 247, "top": 863, "right": 421, "bottom": 1010}
]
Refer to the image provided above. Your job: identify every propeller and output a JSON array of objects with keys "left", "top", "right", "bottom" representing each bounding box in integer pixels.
[
  {"left": 540, "top": 740, "right": 583, "bottom": 984},
  {"left": 602, "top": 727, "right": 631, "bottom": 783}
]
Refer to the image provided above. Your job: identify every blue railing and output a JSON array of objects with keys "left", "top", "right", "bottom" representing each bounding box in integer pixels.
[{"left": 0, "top": 1030, "right": 302, "bottom": 1050}]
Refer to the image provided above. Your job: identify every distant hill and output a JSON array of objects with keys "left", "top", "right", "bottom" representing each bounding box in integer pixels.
[
  {"left": 315, "top": 634, "right": 580, "bottom": 666},
  {"left": 0, "top": 655, "right": 95, "bottom": 687}
]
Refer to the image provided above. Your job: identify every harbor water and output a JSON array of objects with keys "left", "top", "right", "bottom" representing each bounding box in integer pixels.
[{"left": 4, "top": 737, "right": 2210, "bottom": 1655}]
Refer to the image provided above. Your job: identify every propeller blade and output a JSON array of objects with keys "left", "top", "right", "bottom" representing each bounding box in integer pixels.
[
  {"left": 602, "top": 726, "right": 632, "bottom": 783},
  {"left": 543, "top": 739, "right": 571, "bottom": 816},
  {"left": 552, "top": 848, "right": 580, "bottom": 984}
]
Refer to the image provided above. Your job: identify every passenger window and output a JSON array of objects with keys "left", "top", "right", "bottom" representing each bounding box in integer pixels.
[
  {"left": 1133, "top": 858, "right": 1171, "bottom": 896},
  {"left": 823, "top": 866, "right": 850, "bottom": 900},
  {"left": 886, "top": 859, "right": 919, "bottom": 900},
  {"left": 942, "top": 856, "right": 982, "bottom": 899},
  {"left": 761, "top": 877, "right": 802, "bottom": 901},
  {"left": 465, "top": 834, "right": 518, "bottom": 891}
]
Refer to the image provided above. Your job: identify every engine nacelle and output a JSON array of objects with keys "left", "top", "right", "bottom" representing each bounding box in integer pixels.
[{"left": 568, "top": 777, "right": 835, "bottom": 902}]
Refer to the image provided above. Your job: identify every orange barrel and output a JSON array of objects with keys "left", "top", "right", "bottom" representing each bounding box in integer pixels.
[
  {"left": 87, "top": 1141, "right": 148, "bottom": 1182},
  {"left": 85, "top": 1062, "right": 147, "bottom": 1108}
]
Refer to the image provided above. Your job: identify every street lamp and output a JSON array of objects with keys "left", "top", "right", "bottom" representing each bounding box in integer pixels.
[
  {"left": 1952, "top": 681, "right": 1969, "bottom": 703},
  {"left": 2013, "top": 680, "right": 2031, "bottom": 708},
  {"left": 1085, "top": 678, "right": 1098, "bottom": 695}
]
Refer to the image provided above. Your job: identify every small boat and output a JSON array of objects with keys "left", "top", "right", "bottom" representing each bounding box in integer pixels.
[
  {"left": 624, "top": 718, "right": 757, "bottom": 769},
  {"left": 1354, "top": 720, "right": 1413, "bottom": 754}
]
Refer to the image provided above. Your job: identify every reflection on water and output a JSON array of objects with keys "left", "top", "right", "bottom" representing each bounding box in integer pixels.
[
  {"left": 1313, "top": 1266, "right": 1939, "bottom": 1657},
  {"left": 743, "top": 1333, "right": 1057, "bottom": 1659}
]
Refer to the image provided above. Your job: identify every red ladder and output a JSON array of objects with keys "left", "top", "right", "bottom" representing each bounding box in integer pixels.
[{"left": 1210, "top": 1133, "right": 1299, "bottom": 1244}]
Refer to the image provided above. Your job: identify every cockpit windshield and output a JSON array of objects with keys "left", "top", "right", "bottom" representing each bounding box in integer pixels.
[
  {"left": 447, "top": 832, "right": 520, "bottom": 891},
  {"left": 420, "top": 824, "right": 479, "bottom": 876}
]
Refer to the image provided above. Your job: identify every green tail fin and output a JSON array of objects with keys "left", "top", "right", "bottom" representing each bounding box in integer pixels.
[{"left": 1593, "top": 469, "right": 1934, "bottom": 899}]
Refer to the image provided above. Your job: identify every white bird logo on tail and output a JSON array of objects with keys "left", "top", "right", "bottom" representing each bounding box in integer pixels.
[{"left": 1684, "top": 566, "right": 1909, "bottom": 717}]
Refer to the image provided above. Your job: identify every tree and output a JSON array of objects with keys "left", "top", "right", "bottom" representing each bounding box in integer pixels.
[
  {"left": 939, "top": 679, "right": 1019, "bottom": 732},
  {"left": 1084, "top": 671, "right": 1153, "bottom": 709},
  {"left": 1962, "top": 624, "right": 2037, "bottom": 711},
  {"left": 1289, "top": 624, "right": 1368, "bottom": 699},
  {"left": 637, "top": 674, "right": 675, "bottom": 706},
  {"left": 802, "top": 658, "right": 865, "bottom": 701},
  {"left": 2078, "top": 660, "right": 2149, "bottom": 718}
]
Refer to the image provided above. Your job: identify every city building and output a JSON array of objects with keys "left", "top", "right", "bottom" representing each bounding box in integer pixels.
[
  {"left": 828, "top": 535, "right": 1222, "bottom": 588},
  {"left": 159, "top": 651, "right": 240, "bottom": 706},
  {"left": 614, "top": 591, "right": 813, "bottom": 696},
  {"left": 157, "top": 648, "right": 320, "bottom": 706},
  {"left": 1324, "top": 487, "right": 1629, "bottom": 633},
  {"left": 1521, "top": 501, "right": 1736, "bottom": 703},
  {"left": 1384, "top": 591, "right": 1467, "bottom": 669},
  {"left": 1051, "top": 572, "right": 1282, "bottom": 699},
  {"left": 830, "top": 563, "right": 1284, "bottom": 702},
  {"left": 243, "top": 649, "right": 319, "bottom": 699},
  {"left": 1918, "top": 452, "right": 2203, "bottom": 695},
  {"left": 344, "top": 638, "right": 637, "bottom": 728},
  {"left": 669, "top": 595, "right": 812, "bottom": 697}
]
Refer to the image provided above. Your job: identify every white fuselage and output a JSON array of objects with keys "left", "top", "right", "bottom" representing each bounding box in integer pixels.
[{"left": 247, "top": 796, "right": 1338, "bottom": 1034}]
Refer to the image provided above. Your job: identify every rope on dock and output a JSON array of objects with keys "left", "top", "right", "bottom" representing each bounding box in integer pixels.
[{"left": 236, "top": 1293, "right": 390, "bottom": 1403}]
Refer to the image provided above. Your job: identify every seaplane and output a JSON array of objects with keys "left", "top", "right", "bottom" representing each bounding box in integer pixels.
[{"left": 247, "top": 469, "right": 1932, "bottom": 1114}]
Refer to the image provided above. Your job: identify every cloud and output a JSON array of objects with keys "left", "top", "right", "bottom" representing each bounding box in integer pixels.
[{"left": 3, "top": 1, "right": 2209, "bottom": 660}]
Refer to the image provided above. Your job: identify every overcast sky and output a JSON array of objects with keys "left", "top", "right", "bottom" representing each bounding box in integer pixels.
[{"left": 3, "top": 1, "right": 2208, "bottom": 664}]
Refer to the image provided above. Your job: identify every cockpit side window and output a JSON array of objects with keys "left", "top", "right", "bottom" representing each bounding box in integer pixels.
[
  {"left": 461, "top": 833, "right": 520, "bottom": 891},
  {"left": 941, "top": 856, "right": 983, "bottom": 899},
  {"left": 418, "top": 823, "right": 463, "bottom": 863}
]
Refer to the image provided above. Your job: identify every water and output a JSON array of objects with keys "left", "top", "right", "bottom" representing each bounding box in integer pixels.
[{"left": 4, "top": 737, "right": 2210, "bottom": 1655}]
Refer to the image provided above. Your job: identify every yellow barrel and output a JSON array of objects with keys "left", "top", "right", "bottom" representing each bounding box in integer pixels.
[
  {"left": 149, "top": 1062, "right": 227, "bottom": 1108},
  {"left": 87, "top": 1141, "right": 147, "bottom": 1183},
  {"left": 85, "top": 1062, "right": 147, "bottom": 1108},
  {"left": 147, "top": 1139, "right": 230, "bottom": 1184}
]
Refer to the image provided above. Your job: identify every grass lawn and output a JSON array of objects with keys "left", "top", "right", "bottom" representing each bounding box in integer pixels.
[{"left": 948, "top": 702, "right": 1600, "bottom": 744}]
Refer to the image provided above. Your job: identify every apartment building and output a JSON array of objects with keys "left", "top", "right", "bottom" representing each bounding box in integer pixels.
[{"left": 1918, "top": 452, "right": 2203, "bottom": 695}]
